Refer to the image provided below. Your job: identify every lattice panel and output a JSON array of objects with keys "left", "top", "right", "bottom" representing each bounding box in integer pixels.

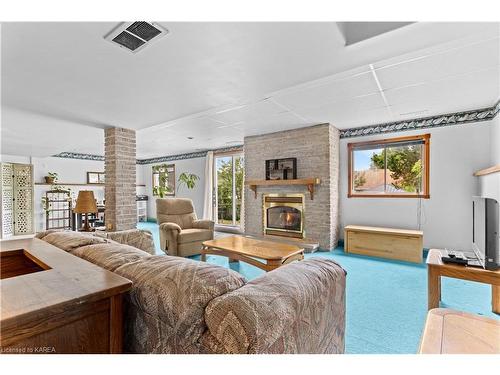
[
  {"left": 2, "top": 163, "right": 13, "bottom": 186},
  {"left": 15, "top": 211, "right": 33, "bottom": 234},
  {"left": 13, "top": 163, "right": 34, "bottom": 236},
  {"left": 2, "top": 211, "right": 13, "bottom": 236},
  {"left": 14, "top": 165, "right": 32, "bottom": 187},
  {"left": 2, "top": 188, "right": 13, "bottom": 211},
  {"left": 1, "top": 162, "right": 14, "bottom": 238},
  {"left": 15, "top": 189, "right": 32, "bottom": 211}
]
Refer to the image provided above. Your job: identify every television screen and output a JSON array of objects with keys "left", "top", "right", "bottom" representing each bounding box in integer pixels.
[
  {"left": 472, "top": 197, "right": 486, "bottom": 268},
  {"left": 472, "top": 197, "right": 499, "bottom": 270}
]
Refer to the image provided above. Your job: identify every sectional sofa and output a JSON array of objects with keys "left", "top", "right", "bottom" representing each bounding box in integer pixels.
[{"left": 35, "top": 230, "right": 346, "bottom": 354}]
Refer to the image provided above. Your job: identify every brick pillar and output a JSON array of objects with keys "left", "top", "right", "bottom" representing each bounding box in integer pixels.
[{"left": 105, "top": 127, "right": 137, "bottom": 231}]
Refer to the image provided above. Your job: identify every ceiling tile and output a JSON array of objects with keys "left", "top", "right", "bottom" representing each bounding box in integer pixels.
[
  {"left": 235, "top": 112, "right": 311, "bottom": 136},
  {"left": 208, "top": 99, "right": 286, "bottom": 125},
  {"left": 375, "top": 38, "right": 500, "bottom": 91},
  {"left": 273, "top": 71, "right": 380, "bottom": 111},
  {"left": 384, "top": 66, "right": 500, "bottom": 117},
  {"left": 292, "top": 93, "right": 387, "bottom": 126}
]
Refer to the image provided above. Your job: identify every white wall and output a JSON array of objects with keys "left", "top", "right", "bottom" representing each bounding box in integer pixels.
[
  {"left": 490, "top": 116, "right": 500, "bottom": 165},
  {"left": 142, "top": 157, "right": 207, "bottom": 221},
  {"left": 339, "top": 120, "right": 493, "bottom": 251},
  {"left": 1, "top": 154, "right": 144, "bottom": 231},
  {"left": 136, "top": 164, "right": 147, "bottom": 196},
  {"left": 478, "top": 116, "right": 500, "bottom": 203}
]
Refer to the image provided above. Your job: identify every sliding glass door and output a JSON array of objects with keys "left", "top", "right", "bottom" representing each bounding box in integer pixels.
[{"left": 214, "top": 153, "right": 244, "bottom": 228}]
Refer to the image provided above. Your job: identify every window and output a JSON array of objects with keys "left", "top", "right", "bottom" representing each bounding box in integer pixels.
[
  {"left": 214, "top": 153, "right": 244, "bottom": 228},
  {"left": 152, "top": 164, "right": 175, "bottom": 197},
  {"left": 348, "top": 134, "right": 430, "bottom": 198}
]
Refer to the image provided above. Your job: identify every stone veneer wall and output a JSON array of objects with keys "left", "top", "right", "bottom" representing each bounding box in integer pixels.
[
  {"left": 104, "top": 127, "right": 137, "bottom": 231},
  {"left": 244, "top": 123, "right": 340, "bottom": 250}
]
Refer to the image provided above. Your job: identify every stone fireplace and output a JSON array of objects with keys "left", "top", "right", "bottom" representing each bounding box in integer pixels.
[
  {"left": 244, "top": 123, "right": 339, "bottom": 250},
  {"left": 263, "top": 194, "right": 304, "bottom": 238}
]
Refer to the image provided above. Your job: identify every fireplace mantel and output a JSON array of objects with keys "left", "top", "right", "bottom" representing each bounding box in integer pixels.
[{"left": 245, "top": 178, "right": 321, "bottom": 200}]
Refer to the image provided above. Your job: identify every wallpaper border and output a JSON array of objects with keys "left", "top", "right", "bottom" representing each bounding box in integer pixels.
[{"left": 53, "top": 101, "right": 499, "bottom": 162}]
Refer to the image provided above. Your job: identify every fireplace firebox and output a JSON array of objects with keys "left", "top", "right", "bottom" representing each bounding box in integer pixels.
[{"left": 263, "top": 194, "right": 304, "bottom": 238}]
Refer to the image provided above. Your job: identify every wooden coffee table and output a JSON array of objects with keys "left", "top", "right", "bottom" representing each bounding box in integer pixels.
[{"left": 201, "top": 236, "right": 304, "bottom": 272}]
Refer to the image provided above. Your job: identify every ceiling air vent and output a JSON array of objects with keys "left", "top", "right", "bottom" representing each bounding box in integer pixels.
[{"left": 104, "top": 22, "right": 169, "bottom": 53}]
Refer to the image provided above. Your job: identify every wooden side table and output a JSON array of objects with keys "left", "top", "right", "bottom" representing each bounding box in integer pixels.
[
  {"left": 426, "top": 249, "right": 500, "bottom": 314},
  {"left": 419, "top": 308, "right": 500, "bottom": 354}
]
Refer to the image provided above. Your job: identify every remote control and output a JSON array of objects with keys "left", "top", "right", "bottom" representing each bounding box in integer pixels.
[{"left": 441, "top": 256, "right": 468, "bottom": 265}]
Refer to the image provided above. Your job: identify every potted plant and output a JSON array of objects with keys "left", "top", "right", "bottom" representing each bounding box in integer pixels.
[
  {"left": 153, "top": 184, "right": 173, "bottom": 198},
  {"left": 44, "top": 172, "right": 59, "bottom": 184},
  {"left": 177, "top": 172, "right": 199, "bottom": 191},
  {"left": 152, "top": 165, "right": 174, "bottom": 198},
  {"left": 41, "top": 197, "right": 50, "bottom": 212}
]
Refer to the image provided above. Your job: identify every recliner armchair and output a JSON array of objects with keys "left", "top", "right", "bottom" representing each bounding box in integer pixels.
[{"left": 156, "top": 198, "right": 214, "bottom": 257}]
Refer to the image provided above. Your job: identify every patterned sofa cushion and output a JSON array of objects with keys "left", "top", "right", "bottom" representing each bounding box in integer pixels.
[
  {"left": 102, "top": 229, "right": 156, "bottom": 255},
  {"left": 201, "top": 258, "right": 346, "bottom": 354},
  {"left": 35, "top": 228, "right": 67, "bottom": 239},
  {"left": 42, "top": 231, "right": 108, "bottom": 252},
  {"left": 71, "top": 242, "right": 151, "bottom": 271},
  {"left": 114, "top": 255, "right": 247, "bottom": 353}
]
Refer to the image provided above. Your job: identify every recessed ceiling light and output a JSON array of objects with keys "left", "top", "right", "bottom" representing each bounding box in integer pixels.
[{"left": 187, "top": 137, "right": 194, "bottom": 140}]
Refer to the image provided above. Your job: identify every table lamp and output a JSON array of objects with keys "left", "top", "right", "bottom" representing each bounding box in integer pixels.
[{"left": 73, "top": 190, "right": 98, "bottom": 232}]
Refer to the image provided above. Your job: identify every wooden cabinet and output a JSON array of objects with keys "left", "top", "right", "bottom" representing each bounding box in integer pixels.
[
  {"left": 344, "top": 225, "right": 423, "bottom": 263},
  {"left": 0, "top": 239, "right": 132, "bottom": 353}
]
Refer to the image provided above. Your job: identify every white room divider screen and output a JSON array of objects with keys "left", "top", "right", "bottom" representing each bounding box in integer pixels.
[{"left": 0, "top": 162, "right": 34, "bottom": 238}]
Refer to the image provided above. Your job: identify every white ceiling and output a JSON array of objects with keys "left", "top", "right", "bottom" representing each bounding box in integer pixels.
[{"left": 1, "top": 22, "right": 499, "bottom": 158}]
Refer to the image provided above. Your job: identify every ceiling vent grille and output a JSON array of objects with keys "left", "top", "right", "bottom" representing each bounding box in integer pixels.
[{"left": 105, "top": 22, "right": 169, "bottom": 53}]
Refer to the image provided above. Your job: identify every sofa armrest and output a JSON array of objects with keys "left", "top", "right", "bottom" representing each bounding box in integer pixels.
[
  {"left": 192, "top": 219, "right": 214, "bottom": 231},
  {"left": 201, "top": 258, "right": 346, "bottom": 354},
  {"left": 159, "top": 222, "right": 182, "bottom": 232},
  {"left": 158, "top": 222, "right": 182, "bottom": 254}
]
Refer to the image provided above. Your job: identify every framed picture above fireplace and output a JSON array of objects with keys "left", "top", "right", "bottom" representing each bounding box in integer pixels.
[{"left": 265, "top": 158, "right": 297, "bottom": 180}]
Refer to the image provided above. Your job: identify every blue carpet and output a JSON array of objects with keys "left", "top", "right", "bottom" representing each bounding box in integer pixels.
[{"left": 137, "top": 221, "right": 499, "bottom": 354}]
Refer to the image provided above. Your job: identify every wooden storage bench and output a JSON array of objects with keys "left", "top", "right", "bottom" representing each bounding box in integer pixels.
[{"left": 344, "top": 225, "right": 423, "bottom": 263}]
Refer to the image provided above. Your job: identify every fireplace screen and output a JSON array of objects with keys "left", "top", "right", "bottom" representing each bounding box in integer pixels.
[
  {"left": 266, "top": 206, "right": 302, "bottom": 231},
  {"left": 263, "top": 194, "right": 304, "bottom": 238}
]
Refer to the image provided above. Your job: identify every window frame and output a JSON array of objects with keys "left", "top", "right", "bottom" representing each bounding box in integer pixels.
[{"left": 347, "top": 133, "right": 430, "bottom": 199}]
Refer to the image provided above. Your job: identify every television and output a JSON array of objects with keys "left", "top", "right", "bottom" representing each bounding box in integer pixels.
[{"left": 472, "top": 197, "right": 500, "bottom": 270}]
